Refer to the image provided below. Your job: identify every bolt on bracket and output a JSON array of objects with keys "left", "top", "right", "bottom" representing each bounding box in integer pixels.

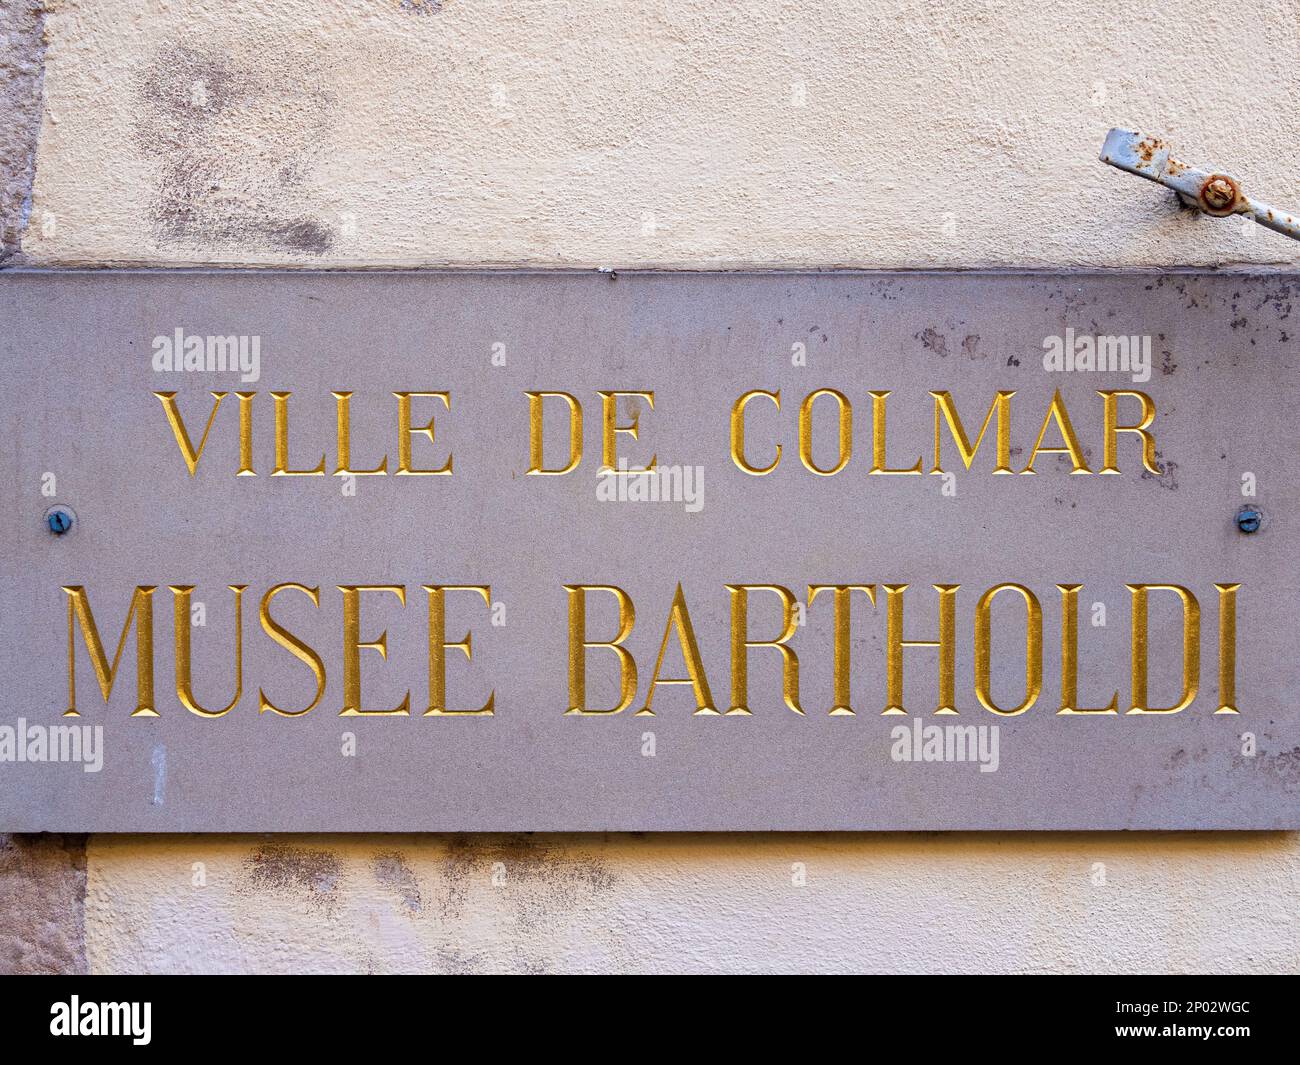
[{"left": 1100, "top": 128, "right": 1300, "bottom": 243}]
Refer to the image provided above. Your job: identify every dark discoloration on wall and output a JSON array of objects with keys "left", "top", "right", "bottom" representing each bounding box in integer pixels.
[
  {"left": 436, "top": 835, "right": 617, "bottom": 935},
  {"left": 0, "top": 834, "right": 87, "bottom": 974},
  {"left": 373, "top": 851, "right": 422, "bottom": 914},
  {"left": 1235, "top": 746, "right": 1300, "bottom": 791},
  {"left": 0, "top": 0, "right": 49, "bottom": 264},
  {"left": 916, "top": 326, "right": 949, "bottom": 356},
  {"left": 133, "top": 41, "right": 337, "bottom": 255},
  {"left": 913, "top": 325, "right": 986, "bottom": 360},
  {"left": 227, "top": 836, "right": 618, "bottom": 971},
  {"left": 242, "top": 843, "right": 342, "bottom": 911},
  {"left": 1140, "top": 449, "right": 1179, "bottom": 491}
]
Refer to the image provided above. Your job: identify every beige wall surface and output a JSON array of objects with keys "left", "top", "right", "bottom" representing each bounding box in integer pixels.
[
  {"left": 86, "top": 834, "right": 1300, "bottom": 974},
  {"left": 4, "top": 0, "right": 1300, "bottom": 972},
  {"left": 22, "top": 0, "right": 1300, "bottom": 268}
]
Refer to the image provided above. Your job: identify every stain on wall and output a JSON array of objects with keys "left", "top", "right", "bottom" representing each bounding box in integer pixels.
[
  {"left": 435, "top": 836, "right": 616, "bottom": 939},
  {"left": 0, "top": 0, "right": 48, "bottom": 263},
  {"left": 21, "top": 0, "right": 1300, "bottom": 267},
  {"left": 83, "top": 832, "right": 1300, "bottom": 973},
  {"left": 372, "top": 852, "right": 422, "bottom": 915},
  {"left": 242, "top": 843, "right": 343, "bottom": 913},
  {"left": 85, "top": 836, "right": 625, "bottom": 974},
  {"left": 132, "top": 40, "right": 337, "bottom": 255},
  {"left": 0, "top": 834, "right": 87, "bottom": 974}
]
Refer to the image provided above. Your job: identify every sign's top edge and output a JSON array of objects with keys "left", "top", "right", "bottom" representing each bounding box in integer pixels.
[{"left": 4, "top": 265, "right": 1300, "bottom": 280}]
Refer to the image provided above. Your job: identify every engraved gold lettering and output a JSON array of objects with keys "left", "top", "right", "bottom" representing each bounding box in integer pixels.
[
  {"left": 730, "top": 389, "right": 782, "bottom": 475},
  {"left": 883, "top": 584, "right": 958, "bottom": 714},
  {"left": 929, "top": 390, "right": 1015, "bottom": 474},
  {"left": 271, "top": 391, "right": 327, "bottom": 476},
  {"left": 332, "top": 391, "right": 388, "bottom": 476},
  {"left": 526, "top": 391, "right": 583, "bottom": 475},
  {"left": 64, "top": 586, "right": 157, "bottom": 717},
  {"left": 1022, "top": 389, "right": 1090, "bottom": 474},
  {"left": 1056, "top": 584, "right": 1119, "bottom": 715},
  {"left": 597, "top": 391, "right": 655, "bottom": 473},
  {"left": 1098, "top": 389, "right": 1160, "bottom": 475},
  {"left": 1215, "top": 582, "right": 1241, "bottom": 715},
  {"left": 155, "top": 391, "right": 227, "bottom": 477},
  {"left": 339, "top": 585, "right": 410, "bottom": 716},
  {"left": 394, "top": 391, "right": 453, "bottom": 475},
  {"left": 798, "top": 389, "right": 852, "bottom": 475},
  {"left": 726, "top": 584, "right": 802, "bottom": 715},
  {"left": 641, "top": 582, "right": 716, "bottom": 715},
  {"left": 565, "top": 585, "right": 637, "bottom": 714},
  {"left": 974, "top": 582, "right": 1042, "bottom": 716},
  {"left": 868, "top": 390, "right": 922, "bottom": 475},
  {"left": 172, "top": 584, "right": 245, "bottom": 718},
  {"left": 1127, "top": 584, "right": 1200, "bottom": 714},
  {"left": 258, "top": 583, "right": 326, "bottom": 716},
  {"left": 807, "top": 584, "right": 877, "bottom": 715},
  {"left": 423, "top": 585, "right": 494, "bottom": 716}
]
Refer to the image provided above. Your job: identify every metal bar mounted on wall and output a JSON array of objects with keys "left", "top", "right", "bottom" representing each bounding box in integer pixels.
[{"left": 1101, "top": 128, "right": 1300, "bottom": 243}]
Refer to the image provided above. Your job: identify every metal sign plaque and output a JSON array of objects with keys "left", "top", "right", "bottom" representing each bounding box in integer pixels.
[{"left": 1, "top": 270, "right": 1296, "bottom": 831}]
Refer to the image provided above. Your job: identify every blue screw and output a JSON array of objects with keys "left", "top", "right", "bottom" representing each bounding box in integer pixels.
[
  {"left": 47, "top": 507, "right": 73, "bottom": 535},
  {"left": 1236, "top": 506, "right": 1262, "bottom": 534}
]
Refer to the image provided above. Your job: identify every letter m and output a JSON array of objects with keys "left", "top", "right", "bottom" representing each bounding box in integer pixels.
[
  {"left": 1097, "top": 335, "right": 1128, "bottom": 372},
  {"left": 945, "top": 725, "right": 979, "bottom": 762},
  {"left": 50, "top": 725, "right": 83, "bottom": 762},
  {"left": 64, "top": 586, "right": 158, "bottom": 716},
  {"left": 929, "top": 391, "right": 1016, "bottom": 474},
  {"left": 206, "top": 335, "right": 238, "bottom": 373}
]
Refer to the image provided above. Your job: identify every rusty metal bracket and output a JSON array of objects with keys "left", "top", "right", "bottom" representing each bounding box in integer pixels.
[{"left": 1100, "top": 128, "right": 1300, "bottom": 243}]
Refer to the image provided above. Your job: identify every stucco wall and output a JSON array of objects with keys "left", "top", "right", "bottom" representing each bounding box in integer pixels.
[
  {"left": 84, "top": 834, "right": 1299, "bottom": 974},
  {"left": 4, "top": 0, "right": 1300, "bottom": 972},
  {"left": 22, "top": 0, "right": 1300, "bottom": 269}
]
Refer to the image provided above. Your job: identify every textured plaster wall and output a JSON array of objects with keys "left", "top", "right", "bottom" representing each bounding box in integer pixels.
[
  {"left": 85, "top": 834, "right": 1300, "bottom": 974},
  {"left": 3, "top": 0, "right": 1299, "bottom": 973},
  {"left": 0, "top": 0, "right": 47, "bottom": 262},
  {"left": 0, "top": 834, "right": 85, "bottom": 973},
  {"left": 21, "top": 0, "right": 1300, "bottom": 268}
]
